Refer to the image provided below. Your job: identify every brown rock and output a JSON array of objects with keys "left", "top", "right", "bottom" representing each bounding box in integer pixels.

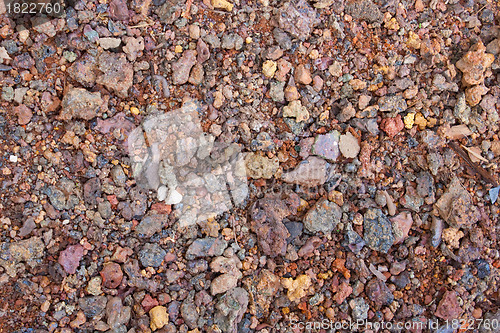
[
  {"left": 60, "top": 88, "right": 105, "bottom": 121},
  {"left": 250, "top": 195, "right": 292, "bottom": 257},
  {"left": 456, "top": 41, "right": 495, "bottom": 86},
  {"left": 284, "top": 85, "right": 300, "bottom": 101},
  {"left": 172, "top": 50, "right": 197, "bottom": 85},
  {"left": 465, "top": 84, "right": 489, "bottom": 106},
  {"left": 275, "top": 58, "right": 292, "bottom": 81},
  {"left": 278, "top": 0, "right": 320, "bottom": 40},
  {"left": 108, "top": 0, "right": 129, "bottom": 21},
  {"left": 111, "top": 246, "right": 133, "bottom": 263},
  {"left": 297, "top": 236, "right": 322, "bottom": 258},
  {"left": 67, "top": 53, "right": 98, "bottom": 87},
  {"left": 59, "top": 244, "right": 84, "bottom": 274},
  {"left": 96, "top": 52, "right": 133, "bottom": 98},
  {"left": 365, "top": 278, "right": 394, "bottom": 306},
  {"left": 294, "top": 64, "right": 312, "bottom": 85},
  {"left": 142, "top": 294, "right": 159, "bottom": 312},
  {"left": 435, "top": 290, "right": 463, "bottom": 320},
  {"left": 435, "top": 177, "right": 480, "bottom": 228},
  {"left": 196, "top": 39, "right": 210, "bottom": 63},
  {"left": 15, "top": 104, "right": 32, "bottom": 125},
  {"left": 100, "top": 262, "right": 123, "bottom": 288},
  {"left": 188, "top": 62, "right": 204, "bottom": 85}
]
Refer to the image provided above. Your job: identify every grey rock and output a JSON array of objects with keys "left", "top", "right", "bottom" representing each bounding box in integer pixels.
[
  {"left": 304, "top": 198, "right": 342, "bottom": 234},
  {"left": 2, "top": 87, "right": 14, "bottom": 102},
  {"left": 214, "top": 287, "right": 249, "bottom": 333},
  {"left": 378, "top": 95, "right": 407, "bottom": 115},
  {"left": 221, "top": 33, "right": 244, "bottom": 50},
  {"left": 202, "top": 33, "right": 221, "bottom": 49},
  {"left": 282, "top": 156, "right": 329, "bottom": 187},
  {"left": 135, "top": 214, "right": 165, "bottom": 238},
  {"left": 111, "top": 165, "right": 127, "bottom": 186},
  {"left": 427, "top": 152, "right": 443, "bottom": 176},
  {"left": 78, "top": 296, "right": 108, "bottom": 318},
  {"left": 98, "top": 201, "right": 112, "bottom": 219},
  {"left": 454, "top": 92, "right": 471, "bottom": 124},
  {"left": 273, "top": 28, "right": 292, "bottom": 50},
  {"left": 269, "top": 81, "right": 285, "bottom": 103},
  {"left": 391, "top": 271, "right": 410, "bottom": 289},
  {"left": 312, "top": 131, "right": 340, "bottom": 161},
  {"left": 139, "top": 243, "right": 167, "bottom": 268},
  {"left": 181, "top": 294, "right": 199, "bottom": 329},
  {"left": 363, "top": 208, "right": 395, "bottom": 253},
  {"left": 401, "top": 186, "right": 423, "bottom": 212},
  {"left": 416, "top": 171, "right": 435, "bottom": 202},
  {"left": 186, "top": 259, "right": 208, "bottom": 274},
  {"left": 0, "top": 236, "right": 45, "bottom": 276},
  {"left": 349, "top": 297, "right": 369, "bottom": 321},
  {"left": 47, "top": 186, "right": 67, "bottom": 210},
  {"left": 106, "top": 296, "right": 131, "bottom": 329},
  {"left": 185, "top": 237, "right": 228, "bottom": 260}
]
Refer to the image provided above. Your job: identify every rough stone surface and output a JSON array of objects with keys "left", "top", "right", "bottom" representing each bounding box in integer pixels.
[
  {"left": 363, "top": 208, "right": 395, "bottom": 253},
  {"left": 435, "top": 177, "right": 480, "bottom": 228},
  {"left": 304, "top": 198, "right": 342, "bottom": 234},
  {"left": 60, "top": 88, "right": 105, "bottom": 121}
]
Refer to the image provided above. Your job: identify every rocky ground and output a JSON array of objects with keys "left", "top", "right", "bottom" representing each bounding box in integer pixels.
[{"left": 1, "top": 0, "right": 500, "bottom": 332}]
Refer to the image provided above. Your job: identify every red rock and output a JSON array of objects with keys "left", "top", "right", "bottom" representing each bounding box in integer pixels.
[
  {"left": 297, "top": 236, "right": 322, "bottom": 258},
  {"left": 111, "top": 246, "right": 133, "bottom": 263},
  {"left": 334, "top": 282, "right": 352, "bottom": 304},
  {"left": 141, "top": 294, "right": 159, "bottom": 312},
  {"left": 58, "top": 244, "right": 84, "bottom": 274},
  {"left": 380, "top": 114, "right": 404, "bottom": 138},
  {"left": 100, "top": 262, "right": 123, "bottom": 289},
  {"left": 150, "top": 202, "right": 172, "bottom": 215},
  {"left": 108, "top": 0, "right": 129, "bottom": 21},
  {"left": 435, "top": 290, "right": 463, "bottom": 320},
  {"left": 15, "top": 105, "right": 33, "bottom": 125}
]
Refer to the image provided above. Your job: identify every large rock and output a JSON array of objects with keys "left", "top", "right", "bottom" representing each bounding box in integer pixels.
[
  {"left": 96, "top": 52, "right": 133, "bottom": 97},
  {"left": 214, "top": 287, "right": 249, "bottom": 333},
  {"left": 282, "top": 156, "right": 329, "bottom": 186},
  {"left": 304, "top": 198, "right": 342, "bottom": 234},
  {"left": 435, "top": 177, "right": 480, "bottom": 228},
  {"left": 278, "top": 0, "right": 320, "bottom": 41},
  {"left": 135, "top": 214, "right": 166, "bottom": 238},
  {"left": 345, "top": 0, "right": 383, "bottom": 23},
  {"left": 250, "top": 195, "right": 292, "bottom": 257},
  {"left": 0, "top": 237, "right": 45, "bottom": 277},
  {"left": 60, "top": 88, "right": 106, "bottom": 121},
  {"left": 172, "top": 50, "right": 197, "bottom": 85}
]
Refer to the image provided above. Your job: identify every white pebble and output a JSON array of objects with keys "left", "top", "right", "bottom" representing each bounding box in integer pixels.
[
  {"left": 9, "top": 155, "right": 18, "bottom": 163},
  {"left": 157, "top": 185, "right": 168, "bottom": 201},
  {"left": 165, "top": 189, "right": 183, "bottom": 205}
]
